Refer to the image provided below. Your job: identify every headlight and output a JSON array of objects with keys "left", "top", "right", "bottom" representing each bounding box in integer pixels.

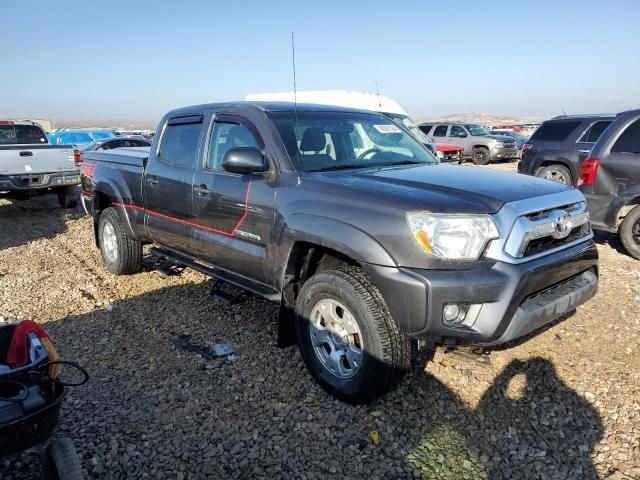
[
  {"left": 493, "top": 142, "right": 504, "bottom": 148},
  {"left": 407, "top": 213, "right": 500, "bottom": 260}
]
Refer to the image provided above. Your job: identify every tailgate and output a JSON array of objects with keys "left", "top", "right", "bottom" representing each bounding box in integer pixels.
[{"left": 0, "top": 145, "right": 77, "bottom": 175}]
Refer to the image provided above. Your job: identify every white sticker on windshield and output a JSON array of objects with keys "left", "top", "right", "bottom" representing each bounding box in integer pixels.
[{"left": 373, "top": 124, "right": 401, "bottom": 133}]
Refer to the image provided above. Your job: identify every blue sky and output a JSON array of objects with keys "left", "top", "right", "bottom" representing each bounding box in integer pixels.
[{"left": 2, "top": 0, "right": 639, "bottom": 121}]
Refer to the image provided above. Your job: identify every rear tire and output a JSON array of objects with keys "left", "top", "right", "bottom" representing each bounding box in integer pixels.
[
  {"left": 56, "top": 186, "right": 78, "bottom": 209},
  {"left": 471, "top": 147, "right": 490, "bottom": 165},
  {"left": 98, "top": 207, "right": 142, "bottom": 275},
  {"left": 294, "top": 265, "right": 411, "bottom": 404},
  {"left": 619, "top": 205, "right": 640, "bottom": 260},
  {"left": 47, "top": 438, "right": 84, "bottom": 480},
  {"left": 536, "top": 164, "right": 572, "bottom": 186}
]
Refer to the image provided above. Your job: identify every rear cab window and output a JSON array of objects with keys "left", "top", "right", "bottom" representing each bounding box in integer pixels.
[
  {"left": 158, "top": 116, "right": 203, "bottom": 167},
  {"left": 530, "top": 121, "right": 581, "bottom": 142},
  {"left": 0, "top": 124, "right": 48, "bottom": 145}
]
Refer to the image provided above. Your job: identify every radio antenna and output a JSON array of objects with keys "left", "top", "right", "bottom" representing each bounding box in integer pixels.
[
  {"left": 375, "top": 80, "right": 382, "bottom": 108},
  {"left": 291, "top": 31, "right": 301, "bottom": 178}
]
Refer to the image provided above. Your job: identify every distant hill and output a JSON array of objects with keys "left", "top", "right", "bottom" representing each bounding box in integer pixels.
[{"left": 415, "top": 112, "right": 544, "bottom": 126}]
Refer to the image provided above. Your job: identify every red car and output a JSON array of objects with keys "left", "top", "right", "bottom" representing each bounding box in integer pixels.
[{"left": 435, "top": 143, "right": 464, "bottom": 162}]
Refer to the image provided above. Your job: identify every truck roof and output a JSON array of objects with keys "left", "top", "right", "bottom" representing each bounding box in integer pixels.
[
  {"left": 165, "top": 101, "right": 381, "bottom": 117},
  {"left": 246, "top": 90, "right": 409, "bottom": 116}
]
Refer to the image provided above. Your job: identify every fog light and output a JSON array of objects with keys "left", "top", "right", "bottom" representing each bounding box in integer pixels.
[{"left": 443, "top": 303, "right": 467, "bottom": 324}]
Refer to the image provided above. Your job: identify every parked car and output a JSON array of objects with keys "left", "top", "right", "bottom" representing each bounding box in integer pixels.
[
  {"left": 518, "top": 115, "right": 614, "bottom": 186},
  {"left": 48, "top": 130, "right": 116, "bottom": 147},
  {"left": 578, "top": 109, "right": 640, "bottom": 259},
  {"left": 81, "top": 137, "right": 151, "bottom": 153},
  {"left": 0, "top": 120, "right": 79, "bottom": 208},
  {"left": 419, "top": 123, "right": 518, "bottom": 165},
  {"left": 81, "top": 102, "right": 598, "bottom": 403},
  {"left": 434, "top": 143, "right": 464, "bottom": 162},
  {"left": 490, "top": 129, "right": 528, "bottom": 150}
]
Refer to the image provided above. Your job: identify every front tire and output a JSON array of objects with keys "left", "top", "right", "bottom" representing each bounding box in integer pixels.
[
  {"left": 295, "top": 266, "right": 411, "bottom": 403},
  {"left": 56, "top": 186, "right": 78, "bottom": 209},
  {"left": 619, "top": 205, "right": 640, "bottom": 260},
  {"left": 471, "top": 147, "right": 490, "bottom": 165},
  {"left": 98, "top": 207, "right": 142, "bottom": 275}
]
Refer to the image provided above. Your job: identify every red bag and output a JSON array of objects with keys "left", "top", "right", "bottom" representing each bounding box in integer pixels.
[{"left": 6, "top": 320, "right": 60, "bottom": 378}]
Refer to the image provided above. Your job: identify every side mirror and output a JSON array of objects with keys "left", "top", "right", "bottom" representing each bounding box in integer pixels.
[
  {"left": 222, "top": 147, "right": 267, "bottom": 174},
  {"left": 455, "top": 131, "right": 467, "bottom": 138}
]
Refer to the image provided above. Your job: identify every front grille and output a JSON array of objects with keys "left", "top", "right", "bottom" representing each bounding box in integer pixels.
[
  {"left": 503, "top": 142, "right": 516, "bottom": 148},
  {"left": 503, "top": 202, "right": 591, "bottom": 259},
  {"left": 523, "top": 224, "right": 589, "bottom": 257}
]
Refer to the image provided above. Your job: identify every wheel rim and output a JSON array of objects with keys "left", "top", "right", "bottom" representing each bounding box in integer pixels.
[
  {"left": 632, "top": 219, "right": 640, "bottom": 245},
  {"left": 474, "top": 151, "right": 486, "bottom": 162},
  {"left": 542, "top": 168, "right": 569, "bottom": 185},
  {"left": 308, "top": 298, "right": 364, "bottom": 379},
  {"left": 102, "top": 222, "right": 118, "bottom": 263}
]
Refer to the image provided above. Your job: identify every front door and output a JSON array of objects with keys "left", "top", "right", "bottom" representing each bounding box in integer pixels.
[
  {"left": 191, "top": 113, "right": 276, "bottom": 286},
  {"left": 143, "top": 115, "right": 204, "bottom": 252}
]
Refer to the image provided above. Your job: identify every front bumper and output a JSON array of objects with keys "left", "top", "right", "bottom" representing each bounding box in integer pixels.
[
  {"left": 0, "top": 172, "right": 80, "bottom": 191},
  {"left": 364, "top": 240, "right": 598, "bottom": 347},
  {"left": 491, "top": 147, "right": 519, "bottom": 160}
]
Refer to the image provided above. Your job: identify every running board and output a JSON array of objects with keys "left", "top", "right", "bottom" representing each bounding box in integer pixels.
[{"left": 149, "top": 247, "right": 281, "bottom": 303}]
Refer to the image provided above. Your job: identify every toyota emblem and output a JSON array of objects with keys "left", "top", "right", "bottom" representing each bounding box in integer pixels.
[{"left": 550, "top": 210, "right": 572, "bottom": 239}]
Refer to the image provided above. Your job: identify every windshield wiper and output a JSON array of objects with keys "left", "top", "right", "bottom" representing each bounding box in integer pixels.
[{"left": 310, "top": 164, "right": 369, "bottom": 172}]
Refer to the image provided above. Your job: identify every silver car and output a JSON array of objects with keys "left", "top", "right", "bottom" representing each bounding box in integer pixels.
[{"left": 419, "top": 123, "right": 518, "bottom": 165}]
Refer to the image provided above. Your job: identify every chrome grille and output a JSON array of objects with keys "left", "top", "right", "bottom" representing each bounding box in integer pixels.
[{"left": 503, "top": 202, "right": 591, "bottom": 259}]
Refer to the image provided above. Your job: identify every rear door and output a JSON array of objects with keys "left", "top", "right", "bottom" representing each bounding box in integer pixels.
[
  {"left": 143, "top": 115, "right": 204, "bottom": 252},
  {"left": 191, "top": 112, "right": 276, "bottom": 286},
  {"left": 593, "top": 118, "right": 640, "bottom": 200}
]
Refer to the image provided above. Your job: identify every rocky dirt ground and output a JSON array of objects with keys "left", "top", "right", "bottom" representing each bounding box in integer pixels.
[{"left": 0, "top": 162, "right": 638, "bottom": 479}]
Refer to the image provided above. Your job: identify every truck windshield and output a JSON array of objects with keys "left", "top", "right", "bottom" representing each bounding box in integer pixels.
[
  {"left": 269, "top": 111, "right": 437, "bottom": 172},
  {"left": 464, "top": 124, "right": 491, "bottom": 136},
  {"left": 0, "top": 124, "right": 48, "bottom": 145}
]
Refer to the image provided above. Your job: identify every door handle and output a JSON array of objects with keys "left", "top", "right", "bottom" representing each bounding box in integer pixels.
[
  {"left": 19, "top": 151, "right": 33, "bottom": 157},
  {"left": 193, "top": 185, "right": 211, "bottom": 196},
  {"left": 146, "top": 177, "right": 159, "bottom": 186}
]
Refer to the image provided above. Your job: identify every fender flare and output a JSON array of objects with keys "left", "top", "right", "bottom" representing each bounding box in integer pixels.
[
  {"left": 280, "top": 214, "right": 397, "bottom": 268},
  {"left": 93, "top": 182, "right": 140, "bottom": 241}
]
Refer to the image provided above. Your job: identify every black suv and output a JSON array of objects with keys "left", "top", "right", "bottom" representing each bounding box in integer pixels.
[
  {"left": 519, "top": 115, "right": 614, "bottom": 186},
  {"left": 578, "top": 109, "right": 640, "bottom": 259}
]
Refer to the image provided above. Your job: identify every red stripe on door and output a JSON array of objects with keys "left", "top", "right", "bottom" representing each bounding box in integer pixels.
[{"left": 113, "top": 181, "right": 253, "bottom": 237}]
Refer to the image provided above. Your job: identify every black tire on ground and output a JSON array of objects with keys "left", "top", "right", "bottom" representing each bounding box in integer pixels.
[
  {"left": 471, "top": 147, "right": 491, "bottom": 165},
  {"left": 535, "top": 164, "right": 572, "bottom": 186},
  {"left": 56, "top": 186, "right": 78, "bottom": 209},
  {"left": 47, "top": 438, "right": 84, "bottom": 480},
  {"left": 619, "top": 205, "right": 640, "bottom": 260},
  {"left": 294, "top": 265, "right": 412, "bottom": 404},
  {"left": 98, "top": 207, "right": 142, "bottom": 275}
]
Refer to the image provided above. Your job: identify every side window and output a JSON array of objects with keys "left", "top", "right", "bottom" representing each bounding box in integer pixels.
[
  {"left": 132, "top": 140, "right": 150, "bottom": 147},
  {"left": 159, "top": 118, "right": 203, "bottom": 167},
  {"left": 433, "top": 125, "right": 448, "bottom": 137},
  {"left": 611, "top": 119, "right": 640, "bottom": 154},
  {"left": 101, "top": 141, "right": 117, "bottom": 150},
  {"left": 450, "top": 125, "right": 466, "bottom": 137},
  {"left": 578, "top": 121, "right": 612, "bottom": 143},
  {"left": 419, "top": 125, "right": 432, "bottom": 135},
  {"left": 207, "top": 122, "right": 260, "bottom": 170}
]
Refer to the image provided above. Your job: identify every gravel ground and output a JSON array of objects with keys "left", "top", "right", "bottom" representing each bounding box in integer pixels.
[{"left": 0, "top": 162, "right": 639, "bottom": 479}]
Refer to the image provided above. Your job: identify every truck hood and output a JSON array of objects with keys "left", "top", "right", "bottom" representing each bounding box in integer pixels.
[
  {"left": 486, "top": 134, "right": 515, "bottom": 142},
  {"left": 312, "top": 163, "right": 570, "bottom": 214}
]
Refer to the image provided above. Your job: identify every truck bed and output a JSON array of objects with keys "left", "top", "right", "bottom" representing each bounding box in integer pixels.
[{"left": 82, "top": 147, "right": 150, "bottom": 167}]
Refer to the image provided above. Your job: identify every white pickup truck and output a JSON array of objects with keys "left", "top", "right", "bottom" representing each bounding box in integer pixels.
[{"left": 0, "top": 120, "right": 79, "bottom": 208}]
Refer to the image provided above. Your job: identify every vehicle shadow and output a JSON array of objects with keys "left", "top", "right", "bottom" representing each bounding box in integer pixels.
[
  {"left": 593, "top": 230, "right": 629, "bottom": 257},
  {"left": 0, "top": 195, "right": 82, "bottom": 251},
  {"left": 0, "top": 281, "right": 604, "bottom": 479},
  {"left": 403, "top": 358, "right": 603, "bottom": 479}
]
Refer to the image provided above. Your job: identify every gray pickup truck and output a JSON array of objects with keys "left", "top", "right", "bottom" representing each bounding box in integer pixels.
[
  {"left": 81, "top": 102, "right": 598, "bottom": 403},
  {"left": 0, "top": 121, "right": 79, "bottom": 208}
]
